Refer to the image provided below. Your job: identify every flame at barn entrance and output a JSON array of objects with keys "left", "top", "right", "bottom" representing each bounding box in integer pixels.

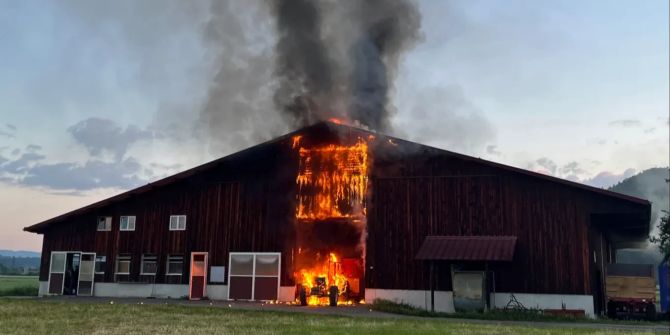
[{"left": 292, "top": 135, "right": 369, "bottom": 305}]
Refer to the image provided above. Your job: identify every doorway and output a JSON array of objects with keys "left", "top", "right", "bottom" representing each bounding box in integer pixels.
[
  {"left": 189, "top": 252, "right": 208, "bottom": 300},
  {"left": 77, "top": 253, "right": 96, "bottom": 296},
  {"left": 63, "top": 253, "right": 80, "bottom": 295},
  {"left": 228, "top": 252, "right": 281, "bottom": 301},
  {"left": 48, "top": 251, "right": 96, "bottom": 296}
]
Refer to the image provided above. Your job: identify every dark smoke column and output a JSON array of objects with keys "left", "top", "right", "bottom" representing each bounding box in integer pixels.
[
  {"left": 351, "top": 0, "right": 422, "bottom": 132},
  {"left": 270, "top": 0, "right": 335, "bottom": 127},
  {"left": 269, "top": 0, "right": 421, "bottom": 133}
]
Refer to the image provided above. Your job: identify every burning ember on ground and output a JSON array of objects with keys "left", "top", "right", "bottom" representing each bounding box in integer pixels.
[{"left": 292, "top": 134, "right": 369, "bottom": 306}]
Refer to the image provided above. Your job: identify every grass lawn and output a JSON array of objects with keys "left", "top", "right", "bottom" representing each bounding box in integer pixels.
[
  {"left": 0, "top": 276, "right": 38, "bottom": 296},
  {"left": 371, "top": 299, "right": 666, "bottom": 324},
  {"left": 0, "top": 299, "right": 657, "bottom": 335}
]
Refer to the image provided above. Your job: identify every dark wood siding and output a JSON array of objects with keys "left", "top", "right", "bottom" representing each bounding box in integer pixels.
[
  {"left": 35, "top": 123, "right": 649, "bottom": 300},
  {"left": 40, "top": 139, "right": 299, "bottom": 286},
  {"left": 365, "top": 147, "right": 647, "bottom": 295}
]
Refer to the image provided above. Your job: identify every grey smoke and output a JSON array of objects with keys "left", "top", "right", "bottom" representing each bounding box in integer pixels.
[
  {"left": 393, "top": 86, "right": 495, "bottom": 154},
  {"left": 350, "top": 0, "right": 422, "bottom": 132},
  {"left": 486, "top": 145, "right": 501, "bottom": 156},
  {"left": 271, "top": 0, "right": 336, "bottom": 127},
  {"left": 195, "top": 1, "right": 285, "bottom": 155},
  {"left": 269, "top": 0, "right": 422, "bottom": 132}
]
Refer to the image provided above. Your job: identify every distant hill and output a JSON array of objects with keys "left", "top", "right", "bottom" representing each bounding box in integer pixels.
[
  {"left": 0, "top": 250, "right": 41, "bottom": 275},
  {"left": 608, "top": 167, "right": 669, "bottom": 266},
  {"left": 0, "top": 250, "right": 41, "bottom": 258},
  {"left": 0, "top": 255, "right": 40, "bottom": 268}
]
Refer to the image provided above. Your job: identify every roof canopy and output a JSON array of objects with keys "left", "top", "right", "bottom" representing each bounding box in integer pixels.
[{"left": 415, "top": 236, "right": 517, "bottom": 262}]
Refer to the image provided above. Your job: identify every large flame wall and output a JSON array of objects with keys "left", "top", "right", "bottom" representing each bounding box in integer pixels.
[
  {"left": 295, "top": 137, "right": 369, "bottom": 219},
  {"left": 291, "top": 135, "right": 370, "bottom": 304}
]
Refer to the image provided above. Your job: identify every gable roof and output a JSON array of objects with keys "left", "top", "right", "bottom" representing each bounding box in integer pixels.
[{"left": 24, "top": 121, "right": 650, "bottom": 233}]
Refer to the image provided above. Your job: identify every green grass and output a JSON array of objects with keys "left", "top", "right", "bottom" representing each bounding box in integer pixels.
[
  {"left": 0, "top": 276, "right": 39, "bottom": 296},
  {"left": 371, "top": 299, "right": 585, "bottom": 322},
  {"left": 0, "top": 299, "right": 657, "bottom": 335},
  {"left": 371, "top": 299, "right": 665, "bottom": 325}
]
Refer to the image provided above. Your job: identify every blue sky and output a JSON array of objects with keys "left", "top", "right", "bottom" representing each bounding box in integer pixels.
[{"left": 1, "top": 0, "right": 668, "bottom": 251}]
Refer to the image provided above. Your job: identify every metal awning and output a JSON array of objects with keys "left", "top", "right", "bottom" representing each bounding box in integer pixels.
[{"left": 415, "top": 236, "right": 517, "bottom": 262}]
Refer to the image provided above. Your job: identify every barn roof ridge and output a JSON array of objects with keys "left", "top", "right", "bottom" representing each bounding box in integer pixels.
[
  {"left": 325, "top": 122, "right": 649, "bottom": 206},
  {"left": 24, "top": 121, "right": 649, "bottom": 233}
]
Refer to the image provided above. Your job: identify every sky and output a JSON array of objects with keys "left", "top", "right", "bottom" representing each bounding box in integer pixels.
[{"left": 0, "top": 0, "right": 668, "bottom": 251}]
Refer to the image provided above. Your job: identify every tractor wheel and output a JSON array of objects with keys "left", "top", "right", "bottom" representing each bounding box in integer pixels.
[
  {"left": 299, "top": 286, "right": 307, "bottom": 306},
  {"left": 329, "top": 286, "right": 338, "bottom": 307},
  {"left": 606, "top": 301, "right": 617, "bottom": 319},
  {"left": 645, "top": 303, "right": 656, "bottom": 321}
]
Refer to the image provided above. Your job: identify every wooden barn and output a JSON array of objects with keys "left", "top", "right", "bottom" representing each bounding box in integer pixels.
[{"left": 24, "top": 122, "right": 651, "bottom": 317}]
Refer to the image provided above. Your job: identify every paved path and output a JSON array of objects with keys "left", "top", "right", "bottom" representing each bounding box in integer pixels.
[{"left": 23, "top": 296, "right": 670, "bottom": 333}]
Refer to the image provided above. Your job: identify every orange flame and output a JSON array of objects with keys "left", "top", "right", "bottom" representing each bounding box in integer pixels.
[
  {"left": 328, "top": 117, "right": 343, "bottom": 124},
  {"left": 295, "top": 138, "right": 369, "bottom": 219},
  {"left": 292, "top": 135, "right": 303, "bottom": 149},
  {"left": 292, "top": 136, "right": 370, "bottom": 306},
  {"left": 294, "top": 252, "right": 352, "bottom": 306}
]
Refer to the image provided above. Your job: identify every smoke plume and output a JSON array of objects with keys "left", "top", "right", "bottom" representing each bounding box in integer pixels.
[{"left": 270, "top": 0, "right": 422, "bottom": 132}]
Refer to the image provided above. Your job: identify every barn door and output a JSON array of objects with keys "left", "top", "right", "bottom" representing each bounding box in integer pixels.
[
  {"left": 77, "top": 253, "right": 96, "bottom": 296},
  {"left": 48, "top": 252, "right": 66, "bottom": 295},
  {"left": 189, "top": 252, "right": 208, "bottom": 300},
  {"left": 228, "top": 252, "right": 280, "bottom": 301}
]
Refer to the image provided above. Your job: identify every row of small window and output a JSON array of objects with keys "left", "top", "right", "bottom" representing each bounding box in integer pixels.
[
  {"left": 95, "top": 254, "right": 184, "bottom": 276},
  {"left": 97, "top": 215, "right": 187, "bottom": 232}
]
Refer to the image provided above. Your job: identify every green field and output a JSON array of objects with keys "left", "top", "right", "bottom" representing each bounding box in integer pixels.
[
  {"left": 0, "top": 276, "right": 39, "bottom": 296},
  {"left": 0, "top": 299, "right": 658, "bottom": 335}
]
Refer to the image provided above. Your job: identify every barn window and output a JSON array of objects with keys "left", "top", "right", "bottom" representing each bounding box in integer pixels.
[
  {"left": 120, "top": 216, "right": 136, "bottom": 231},
  {"left": 166, "top": 255, "right": 183, "bottom": 275},
  {"left": 95, "top": 256, "right": 106, "bottom": 274},
  {"left": 97, "top": 216, "right": 112, "bottom": 231},
  {"left": 141, "top": 254, "right": 157, "bottom": 275},
  {"left": 169, "top": 215, "right": 187, "bottom": 231},
  {"left": 116, "top": 255, "right": 131, "bottom": 275},
  {"left": 228, "top": 252, "right": 281, "bottom": 301}
]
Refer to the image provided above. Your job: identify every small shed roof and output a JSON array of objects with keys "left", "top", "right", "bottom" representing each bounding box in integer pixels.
[{"left": 415, "top": 236, "right": 517, "bottom": 262}]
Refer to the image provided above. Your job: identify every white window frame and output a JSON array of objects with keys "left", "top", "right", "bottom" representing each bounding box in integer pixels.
[
  {"left": 115, "top": 255, "right": 131, "bottom": 276},
  {"left": 140, "top": 254, "right": 157, "bottom": 275},
  {"left": 97, "top": 216, "right": 112, "bottom": 231},
  {"left": 77, "top": 252, "right": 96, "bottom": 297},
  {"left": 48, "top": 251, "right": 67, "bottom": 295},
  {"left": 94, "top": 255, "right": 106, "bottom": 275},
  {"left": 169, "top": 215, "right": 187, "bottom": 231},
  {"left": 119, "top": 216, "right": 136, "bottom": 231},
  {"left": 227, "top": 252, "right": 281, "bottom": 301},
  {"left": 166, "top": 255, "right": 184, "bottom": 276}
]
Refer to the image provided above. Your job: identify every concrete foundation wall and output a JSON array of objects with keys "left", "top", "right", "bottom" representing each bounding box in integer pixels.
[
  {"left": 365, "top": 288, "right": 456, "bottom": 313},
  {"left": 38, "top": 281, "right": 48, "bottom": 296},
  {"left": 491, "top": 292, "right": 595, "bottom": 318},
  {"left": 365, "top": 288, "right": 595, "bottom": 318},
  {"left": 207, "top": 285, "right": 228, "bottom": 300},
  {"left": 93, "top": 283, "right": 189, "bottom": 299},
  {"left": 39, "top": 281, "right": 291, "bottom": 302}
]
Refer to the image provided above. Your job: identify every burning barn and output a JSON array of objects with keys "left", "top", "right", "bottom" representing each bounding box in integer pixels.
[{"left": 24, "top": 121, "right": 650, "bottom": 317}]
